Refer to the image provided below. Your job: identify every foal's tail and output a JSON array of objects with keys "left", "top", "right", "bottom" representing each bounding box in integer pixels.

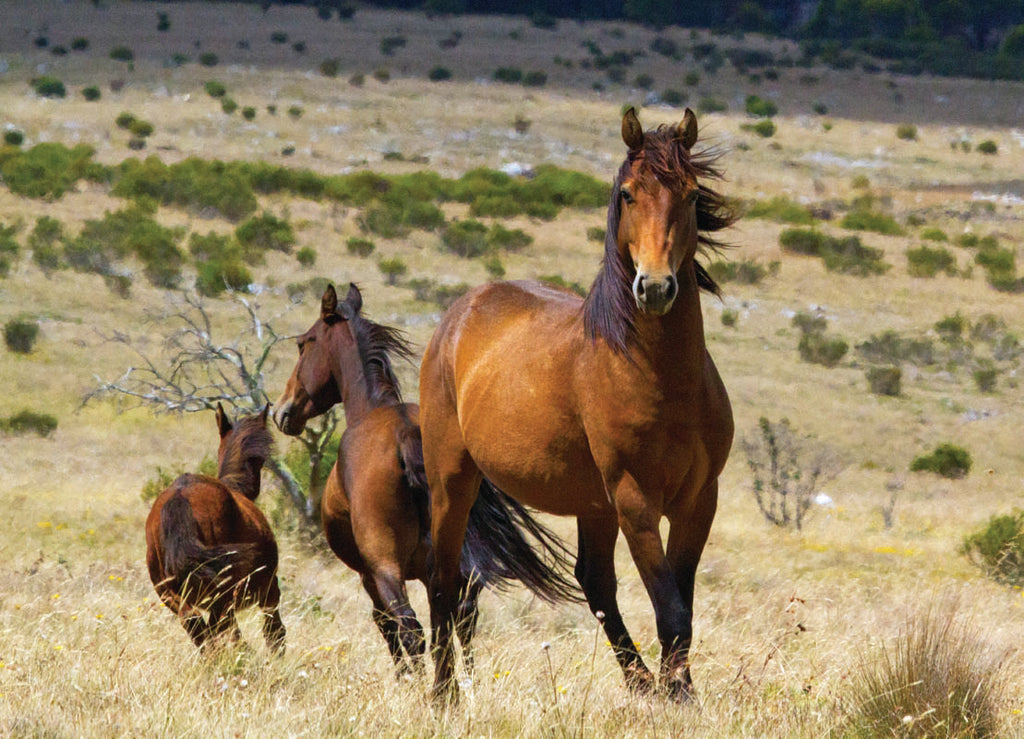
[
  {"left": 160, "top": 485, "right": 262, "bottom": 606},
  {"left": 462, "top": 479, "right": 583, "bottom": 605}
]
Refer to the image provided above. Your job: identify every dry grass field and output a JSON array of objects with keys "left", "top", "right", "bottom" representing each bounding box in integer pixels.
[{"left": 1, "top": 1, "right": 1023, "bottom": 736}]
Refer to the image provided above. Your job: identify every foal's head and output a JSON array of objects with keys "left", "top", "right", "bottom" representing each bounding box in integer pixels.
[
  {"left": 215, "top": 403, "right": 273, "bottom": 500},
  {"left": 273, "top": 283, "right": 361, "bottom": 436},
  {"left": 614, "top": 107, "right": 727, "bottom": 315}
]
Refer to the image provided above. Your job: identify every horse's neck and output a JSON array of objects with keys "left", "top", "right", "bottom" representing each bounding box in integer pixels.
[
  {"left": 333, "top": 342, "right": 374, "bottom": 426},
  {"left": 634, "top": 268, "right": 708, "bottom": 375},
  {"left": 221, "top": 459, "right": 262, "bottom": 500}
]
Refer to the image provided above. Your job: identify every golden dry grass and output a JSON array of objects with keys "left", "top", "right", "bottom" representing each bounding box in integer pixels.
[{"left": 1, "top": 2, "right": 1024, "bottom": 736}]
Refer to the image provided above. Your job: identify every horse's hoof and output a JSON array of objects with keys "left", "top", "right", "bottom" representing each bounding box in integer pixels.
[
  {"left": 624, "top": 664, "right": 656, "bottom": 694},
  {"left": 662, "top": 669, "right": 696, "bottom": 704},
  {"left": 431, "top": 680, "right": 460, "bottom": 707}
]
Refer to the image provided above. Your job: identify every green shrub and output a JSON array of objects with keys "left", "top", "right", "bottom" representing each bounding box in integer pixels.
[
  {"left": 221, "top": 97, "right": 238, "bottom": 114},
  {"left": 115, "top": 112, "right": 136, "bottom": 130},
  {"left": 288, "top": 105, "right": 304, "bottom": 119},
  {"left": 4, "top": 130, "right": 25, "bottom": 147},
  {"left": 792, "top": 311, "right": 828, "bottom": 335},
  {"left": 377, "top": 257, "right": 408, "bottom": 285},
  {"left": 204, "top": 80, "right": 227, "bottom": 98},
  {"left": 974, "top": 245, "right": 1015, "bottom": 274},
  {"left": 157, "top": 12, "right": 171, "bottom": 32},
  {"left": 866, "top": 366, "right": 901, "bottom": 396},
  {"left": 920, "top": 227, "right": 948, "bottom": 242},
  {"left": 0, "top": 142, "right": 102, "bottom": 199},
  {"left": 31, "top": 76, "right": 66, "bottom": 98},
  {"left": 319, "top": 58, "right": 341, "bottom": 77},
  {"left": 698, "top": 97, "right": 728, "bottom": 113},
  {"left": 29, "top": 216, "right": 63, "bottom": 273},
  {"left": 428, "top": 66, "right": 452, "bottom": 81},
  {"left": 741, "top": 119, "right": 776, "bottom": 137},
  {"left": 346, "top": 237, "right": 375, "bottom": 257},
  {"left": 270, "top": 31, "right": 288, "bottom": 44},
  {"left": 840, "top": 209, "right": 904, "bottom": 236},
  {"left": 661, "top": 89, "right": 687, "bottom": 106},
  {"left": 199, "top": 52, "right": 219, "bottom": 67},
  {"left": 0, "top": 223, "right": 18, "bottom": 278},
  {"left": 779, "top": 228, "right": 826, "bottom": 256},
  {"left": 442, "top": 219, "right": 488, "bottom": 258},
  {"left": 720, "top": 308, "right": 738, "bottom": 327},
  {"left": 372, "top": 68, "right": 390, "bottom": 83},
  {"left": 486, "top": 223, "right": 532, "bottom": 251},
  {"left": 235, "top": 212, "right": 295, "bottom": 255},
  {"left": 0, "top": 409, "right": 58, "bottom": 437},
  {"left": 77, "top": 202, "right": 185, "bottom": 288},
  {"left": 707, "top": 259, "right": 777, "bottom": 285},
  {"left": 379, "top": 36, "right": 407, "bottom": 56},
  {"left": 523, "top": 71, "right": 547, "bottom": 87},
  {"left": 906, "top": 245, "right": 956, "bottom": 277},
  {"left": 962, "top": 510, "right": 1024, "bottom": 586},
  {"left": 493, "top": 67, "right": 524, "bottom": 84},
  {"left": 633, "top": 73, "right": 654, "bottom": 89},
  {"left": 296, "top": 246, "right": 316, "bottom": 267},
  {"left": 129, "top": 119, "right": 155, "bottom": 138},
  {"left": 586, "top": 226, "right": 606, "bottom": 243},
  {"left": 195, "top": 258, "right": 253, "bottom": 297},
  {"left": 113, "top": 157, "right": 258, "bottom": 221},
  {"left": 71, "top": 37, "right": 89, "bottom": 51},
  {"left": 977, "top": 140, "right": 998, "bottom": 154},
  {"left": 483, "top": 254, "right": 505, "bottom": 279},
  {"left": 746, "top": 197, "right": 814, "bottom": 225},
  {"left": 109, "top": 46, "right": 134, "bottom": 62},
  {"left": 910, "top": 443, "right": 972, "bottom": 479},
  {"left": 956, "top": 232, "right": 979, "bottom": 248},
  {"left": 973, "top": 360, "right": 998, "bottom": 393},
  {"left": 896, "top": 123, "right": 917, "bottom": 140},
  {"left": 82, "top": 86, "right": 101, "bottom": 101},
  {"left": 744, "top": 95, "right": 777, "bottom": 117},
  {"left": 798, "top": 332, "right": 848, "bottom": 367},
  {"left": 4, "top": 318, "right": 39, "bottom": 354},
  {"left": 242, "top": 106, "right": 256, "bottom": 121},
  {"left": 857, "top": 330, "right": 935, "bottom": 366}
]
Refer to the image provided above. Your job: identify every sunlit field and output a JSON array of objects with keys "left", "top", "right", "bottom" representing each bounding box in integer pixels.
[{"left": 1, "top": 2, "right": 1023, "bottom": 736}]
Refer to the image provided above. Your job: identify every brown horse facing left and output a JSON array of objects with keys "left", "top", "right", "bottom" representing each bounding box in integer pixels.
[
  {"left": 145, "top": 404, "right": 285, "bottom": 654},
  {"left": 273, "top": 283, "right": 579, "bottom": 676}
]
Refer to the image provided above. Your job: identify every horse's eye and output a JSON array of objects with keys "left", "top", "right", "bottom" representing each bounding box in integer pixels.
[{"left": 620, "top": 189, "right": 634, "bottom": 205}]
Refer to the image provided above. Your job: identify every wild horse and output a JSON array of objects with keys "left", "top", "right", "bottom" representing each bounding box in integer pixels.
[
  {"left": 419, "top": 108, "right": 737, "bottom": 702},
  {"left": 145, "top": 404, "right": 285, "bottom": 653},
  {"left": 273, "top": 283, "right": 578, "bottom": 675}
]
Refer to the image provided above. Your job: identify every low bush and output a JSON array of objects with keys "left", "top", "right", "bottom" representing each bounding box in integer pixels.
[
  {"left": 698, "top": 97, "right": 728, "bottom": 113},
  {"left": 288, "top": 105, "right": 304, "bottom": 119},
  {"left": 742, "top": 120, "right": 776, "bottom": 137},
  {"left": 109, "top": 46, "right": 134, "bottom": 62},
  {"left": 242, "top": 106, "right": 256, "bottom": 121},
  {"left": 29, "top": 216, "right": 63, "bottom": 273},
  {"left": 0, "top": 224, "right": 18, "bottom": 278},
  {"left": 270, "top": 31, "right": 288, "bottom": 44},
  {"left": 779, "top": 228, "right": 889, "bottom": 276},
  {"left": 840, "top": 209, "right": 904, "bottom": 236},
  {"left": 493, "top": 67, "right": 523, "bottom": 84},
  {"left": 906, "top": 245, "right": 956, "bottom": 277},
  {"left": 746, "top": 196, "right": 815, "bottom": 225},
  {"left": 744, "top": 94, "right": 777, "bottom": 117},
  {"left": 895, "top": 123, "right": 917, "bottom": 140},
  {"left": 378, "top": 257, "right": 408, "bottom": 285},
  {"left": 707, "top": 259, "right": 778, "bottom": 285},
  {"left": 204, "top": 80, "right": 227, "bottom": 98},
  {"left": 483, "top": 254, "right": 505, "bottom": 279},
  {"left": 78, "top": 202, "right": 185, "bottom": 288},
  {"left": 379, "top": 36, "right": 407, "bottom": 56},
  {"left": 866, "top": 366, "right": 901, "bottom": 396},
  {"left": 221, "top": 98, "right": 238, "bottom": 114},
  {"left": 539, "top": 274, "right": 586, "bottom": 296},
  {"left": 920, "top": 227, "right": 948, "bottom": 241},
  {"left": 798, "top": 331, "right": 848, "bottom": 367},
  {"left": 442, "top": 219, "right": 488, "bottom": 258},
  {"left": 857, "top": 330, "right": 935, "bottom": 366},
  {"left": 115, "top": 112, "right": 136, "bottom": 130},
  {"left": 428, "top": 66, "right": 452, "bottom": 81},
  {"left": 31, "top": 76, "right": 66, "bottom": 98},
  {"left": 720, "top": 308, "right": 738, "bottom": 327},
  {"left": 346, "top": 237, "right": 375, "bottom": 257},
  {"left": 0, "top": 142, "right": 103, "bottom": 199},
  {"left": 791, "top": 311, "right": 827, "bottom": 335},
  {"left": 71, "top": 37, "right": 89, "bottom": 51},
  {"left": 962, "top": 510, "right": 1024, "bottom": 586},
  {"left": 199, "top": 52, "right": 219, "bottom": 67},
  {"left": 235, "top": 212, "right": 295, "bottom": 256},
  {"left": 910, "top": 443, "right": 972, "bottom": 478},
  {"left": 661, "top": 89, "right": 686, "bottom": 106},
  {"left": 977, "top": 139, "right": 998, "bottom": 154},
  {"left": 0, "top": 409, "right": 58, "bottom": 437},
  {"left": 129, "top": 119, "right": 155, "bottom": 138},
  {"left": 195, "top": 258, "right": 252, "bottom": 297},
  {"left": 523, "top": 71, "right": 547, "bottom": 87},
  {"left": 973, "top": 360, "right": 998, "bottom": 392},
  {"left": 82, "top": 86, "right": 101, "bottom": 101},
  {"left": 296, "top": 247, "right": 316, "bottom": 267},
  {"left": 113, "top": 157, "right": 258, "bottom": 221},
  {"left": 586, "top": 226, "right": 606, "bottom": 243},
  {"left": 4, "top": 130, "right": 24, "bottom": 147},
  {"left": 487, "top": 223, "right": 532, "bottom": 251},
  {"left": 4, "top": 318, "right": 39, "bottom": 354}
]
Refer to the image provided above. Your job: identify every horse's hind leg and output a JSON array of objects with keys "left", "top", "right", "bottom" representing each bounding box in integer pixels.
[
  {"left": 454, "top": 579, "right": 482, "bottom": 674},
  {"left": 261, "top": 577, "right": 286, "bottom": 655},
  {"left": 575, "top": 515, "right": 655, "bottom": 693},
  {"left": 362, "top": 574, "right": 421, "bottom": 676},
  {"left": 372, "top": 571, "right": 426, "bottom": 673}
]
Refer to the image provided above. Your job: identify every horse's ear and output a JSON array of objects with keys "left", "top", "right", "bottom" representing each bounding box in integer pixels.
[
  {"left": 345, "top": 282, "right": 362, "bottom": 316},
  {"left": 321, "top": 284, "right": 339, "bottom": 323},
  {"left": 677, "top": 108, "right": 698, "bottom": 150},
  {"left": 621, "top": 107, "right": 644, "bottom": 152},
  {"left": 215, "top": 402, "right": 232, "bottom": 438},
  {"left": 258, "top": 403, "right": 270, "bottom": 425}
]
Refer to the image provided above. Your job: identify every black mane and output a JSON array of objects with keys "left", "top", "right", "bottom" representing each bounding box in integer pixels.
[{"left": 349, "top": 312, "right": 416, "bottom": 408}]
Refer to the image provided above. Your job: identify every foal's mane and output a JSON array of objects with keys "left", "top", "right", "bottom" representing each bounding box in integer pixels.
[
  {"left": 217, "top": 411, "right": 274, "bottom": 495},
  {"left": 348, "top": 311, "right": 416, "bottom": 408},
  {"left": 583, "top": 125, "right": 738, "bottom": 355}
]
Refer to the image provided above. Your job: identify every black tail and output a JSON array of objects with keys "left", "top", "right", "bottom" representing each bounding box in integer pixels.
[
  {"left": 461, "top": 479, "right": 583, "bottom": 605},
  {"left": 160, "top": 486, "right": 260, "bottom": 605}
]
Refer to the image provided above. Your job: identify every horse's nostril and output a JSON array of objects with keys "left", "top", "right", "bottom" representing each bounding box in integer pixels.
[
  {"left": 635, "top": 279, "right": 646, "bottom": 298},
  {"left": 664, "top": 277, "right": 677, "bottom": 303}
]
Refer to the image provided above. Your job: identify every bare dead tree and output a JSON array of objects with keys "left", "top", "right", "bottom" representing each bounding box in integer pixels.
[
  {"left": 84, "top": 289, "right": 337, "bottom": 523},
  {"left": 741, "top": 417, "right": 843, "bottom": 531}
]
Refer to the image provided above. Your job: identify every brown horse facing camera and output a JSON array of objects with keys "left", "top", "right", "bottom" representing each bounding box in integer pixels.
[
  {"left": 419, "top": 107, "right": 738, "bottom": 703},
  {"left": 145, "top": 404, "right": 285, "bottom": 654},
  {"left": 273, "top": 283, "right": 579, "bottom": 676}
]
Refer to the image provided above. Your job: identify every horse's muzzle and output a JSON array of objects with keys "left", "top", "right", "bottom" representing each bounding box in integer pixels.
[{"left": 633, "top": 273, "right": 678, "bottom": 315}]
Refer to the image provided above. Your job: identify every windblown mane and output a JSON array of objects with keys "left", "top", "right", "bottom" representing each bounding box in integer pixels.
[
  {"left": 217, "top": 411, "right": 274, "bottom": 496},
  {"left": 583, "top": 125, "right": 738, "bottom": 355},
  {"left": 349, "top": 312, "right": 416, "bottom": 408}
]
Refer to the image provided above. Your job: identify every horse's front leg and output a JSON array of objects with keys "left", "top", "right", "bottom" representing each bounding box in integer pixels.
[
  {"left": 575, "top": 515, "right": 655, "bottom": 693},
  {"left": 614, "top": 474, "right": 694, "bottom": 702}
]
